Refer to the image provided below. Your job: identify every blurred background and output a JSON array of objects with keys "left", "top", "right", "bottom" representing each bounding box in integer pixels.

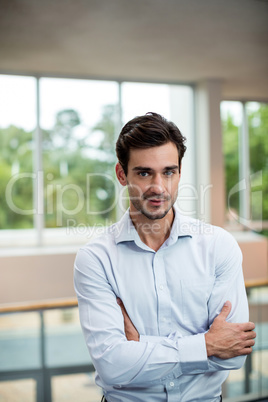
[{"left": 0, "top": 0, "right": 267, "bottom": 401}]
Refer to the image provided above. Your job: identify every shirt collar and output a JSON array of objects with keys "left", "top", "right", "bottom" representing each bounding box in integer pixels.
[
  {"left": 114, "top": 205, "right": 193, "bottom": 245},
  {"left": 169, "top": 204, "right": 194, "bottom": 239},
  {"left": 113, "top": 209, "right": 136, "bottom": 244}
]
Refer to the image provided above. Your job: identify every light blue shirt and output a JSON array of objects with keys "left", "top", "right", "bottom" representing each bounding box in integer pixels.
[{"left": 74, "top": 207, "right": 249, "bottom": 402}]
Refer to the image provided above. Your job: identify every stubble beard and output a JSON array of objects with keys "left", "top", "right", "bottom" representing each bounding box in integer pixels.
[{"left": 130, "top": 196, "right": 175, "bottom": 220}]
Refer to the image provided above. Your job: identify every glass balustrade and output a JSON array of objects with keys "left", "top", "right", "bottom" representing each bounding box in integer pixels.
[{"left": 0, "top": 283, "right": 267, "bottom": 402}]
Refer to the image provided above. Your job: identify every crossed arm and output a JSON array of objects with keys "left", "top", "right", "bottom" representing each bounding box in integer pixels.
[
  {"left": 117, "top": 298, "right": 256, "bottom": 360},
  {"left": 74, "top": 231, "right": 256, "bottom": 386}
]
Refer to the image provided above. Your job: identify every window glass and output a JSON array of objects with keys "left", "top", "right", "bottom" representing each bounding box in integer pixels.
[
  {"left": 0, "top": 75, "right": 36, "bottom": 232},
  {"left": 247, "top": 102, "right": 268, "bottom": 231},
  {"left": 44, "top": 308, "right": 89, "bottom": 367},
  {"left": 221, "top": 101, "right": 268, "bottom": 232},
  {"left": 223, "top": 285, "right": 268, "bottom": 399},
  {"left": 40, "top": 78, "right": 119, "bottom": 240},
  {"left": 0, "top": 76, "right": 194, "bottom": 247},
  {"left": 52, "top": 373, "right": 101, "bottom": 402},
  {"left": 221, "top": 101, "right": 243, "bottom": 224},
  {"left": 0, "top": 312, "right": 41, "bottom": 371},
  {"left": 0, "top": 379, "right": 36, "bottom": 402},
  {"left": 121, "top": 82, "right": 171, "bottom": 122}
]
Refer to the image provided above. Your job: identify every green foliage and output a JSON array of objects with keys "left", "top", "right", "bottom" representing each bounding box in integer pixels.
[
  {"left": 248, "top": 104, "right": 268, "bottom": 221},
  {"left": 0, "top": 105, "right": 118, "bottom": 230},
  {"left": 0, "top": 126, "right": 33, "bottom": 229},
  {"left": 222, "top": 114, "right": 240, "bottom": 213},
  {"left": 42, "top": 106, "right": 117, "bottom": 228},
  {"left": 222, "top": 103, "right": 268, "bottom": 225},
  {"left": 3, "top": 101, "right": 266, "bottom": 231},
  {"left": 92, "top": 104, "right": 117, "bottom": 153}
]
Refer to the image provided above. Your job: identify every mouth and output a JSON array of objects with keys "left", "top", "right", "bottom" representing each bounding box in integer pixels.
[{"left": 145, "top": 198, "right": 167, "bottom": 206}]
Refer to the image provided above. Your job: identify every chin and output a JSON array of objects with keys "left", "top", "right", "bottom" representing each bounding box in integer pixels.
[{"left": 142, "top": 209, "right": 169, "bottom": 220}]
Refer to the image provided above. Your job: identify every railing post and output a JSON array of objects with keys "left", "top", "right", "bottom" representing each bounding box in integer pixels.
[
  {"left": 244, "top": 354, "right": 252, "bottom": 394},
  {"left": 40, "top": 310, "right": 52, "bottom": 402}
]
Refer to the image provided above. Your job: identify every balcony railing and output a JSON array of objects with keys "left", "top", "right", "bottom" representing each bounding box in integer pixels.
[{"left": 0, "top": 279, "right": 267, "bottom": 402}]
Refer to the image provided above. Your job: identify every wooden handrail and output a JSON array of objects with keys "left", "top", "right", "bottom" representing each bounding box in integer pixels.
[
  {"left": 0, "top": 297, "right": 78, "bottom": 314},
  {"left": 0, "top": 279, "right": 267, "bottom": 314},
  {"left": 245, "top": 278, "right": 268, "bottom": 289}
]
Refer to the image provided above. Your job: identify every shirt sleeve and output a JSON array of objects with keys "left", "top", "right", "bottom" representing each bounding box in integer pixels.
[
  {"left": 74, "top": 248, "right": 208, "bottom": 387},
  {"left": 206, "top": 228, "right": 249, "bottom": 371},
  {"left": 142, "top": 228, "right": 249, "bottom": 373},
  {"left": 140, "top": 228, "right": 249, "bottom": 374}
]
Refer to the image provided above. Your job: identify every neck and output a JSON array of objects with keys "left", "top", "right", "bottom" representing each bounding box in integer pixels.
[{"left": 130, "top": 208, "right": 175, "bottom": 251}]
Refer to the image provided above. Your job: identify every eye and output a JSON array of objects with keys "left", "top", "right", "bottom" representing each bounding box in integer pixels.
[
  {"left": 139, "top": 172, "right": 149, "bottom": 177},
  {"left": 164, "top": 170, "right": 174, "bottom": 176}
]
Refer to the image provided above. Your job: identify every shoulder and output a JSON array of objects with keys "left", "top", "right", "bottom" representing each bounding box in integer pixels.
[
  {"left": 199, "top": 223, "right": 243, "bottom": 269},
  {"left": 178, "top": 213, "right": 242, "bottom": 259},
  {"left": 75, "top": 222, "right": 119, "bottom": 270},
  {"left": 181, "top": 214, "right": 239, "bottom": 244}
]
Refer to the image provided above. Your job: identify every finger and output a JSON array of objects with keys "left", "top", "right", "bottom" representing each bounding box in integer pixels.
[
  {"left": 116, "top": 297, "right": 122, "bottom": 306},
  {"left": 245, "top": 339, "right": 255, "bottom": 347},
  {"left": 244, "top": 330, "right": 256, "bottom": 340},
  {"left": 117, "top": 297, "right": 127, "bottom": 314},
  {"left": 116, "top": 298, "right": 130, "bottom": 319},
  {"left": 240, "top": 347, "right": 253, "bottom": 355},
  {"left": 242, "top": 332, "right": 256, "bottom": 346},
  {"left": 237, "top": 322, "right": 255, "bottom": 332},
  {"left": 116, "top": 297, "right": 125, "bottom": 314},
  {"left": 217, "top": 301, "right": 232, "bottom": 321},
  {"left": 247, "top": 322, "right": 255, "bottom": 331}
]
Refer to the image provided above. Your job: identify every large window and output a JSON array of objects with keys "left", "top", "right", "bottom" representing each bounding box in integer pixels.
[
  {"left": 0, "top": 75, "right": 194, "bottom": 248},
  {"left": 221, "top": 101, "right": 268, "bottom": 233},
  {"left": 40, "top": 78, "right": 119, "bottom": 231},
  {"left": 0, "top": 75, "right": 36, "bottom": 231}
]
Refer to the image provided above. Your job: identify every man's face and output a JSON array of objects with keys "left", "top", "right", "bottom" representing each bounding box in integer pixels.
[{"left": 117, "top": 142, "right": 181, "bottom": 220}]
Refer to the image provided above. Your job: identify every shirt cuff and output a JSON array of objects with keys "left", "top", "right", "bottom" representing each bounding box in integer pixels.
[{"left": 178, "top": 333, "right": 209, "bottom": 373}]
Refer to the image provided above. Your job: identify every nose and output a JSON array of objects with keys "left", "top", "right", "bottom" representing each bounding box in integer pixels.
[{"left": 149, "top": 173, "right": 165, "bottom": 194}]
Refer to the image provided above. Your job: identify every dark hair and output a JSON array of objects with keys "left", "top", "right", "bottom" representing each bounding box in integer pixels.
[{"left": 116, "top": 112, "right": 187, "bottom": 175}]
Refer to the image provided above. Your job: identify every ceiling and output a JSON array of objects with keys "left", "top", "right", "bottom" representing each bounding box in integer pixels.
[{"left": 0, "top": 0, "right": 268, "bottom": 99}]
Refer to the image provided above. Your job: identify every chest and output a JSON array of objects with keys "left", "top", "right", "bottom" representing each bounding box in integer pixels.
[{"left": 108, "top": 240, "right": 215, "bottom": 335}]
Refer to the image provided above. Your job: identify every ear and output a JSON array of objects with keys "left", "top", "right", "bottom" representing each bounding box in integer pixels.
[{"left": 116, "top": 163, "right": 127, "bottom": 186}]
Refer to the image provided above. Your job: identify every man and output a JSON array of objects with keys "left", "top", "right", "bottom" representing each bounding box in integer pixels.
[{"left": 74, "top": 112, "right": 256, "bottom": 401}]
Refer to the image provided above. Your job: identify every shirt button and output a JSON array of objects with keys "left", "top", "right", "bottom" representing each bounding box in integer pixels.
[
  {"left": 159, "top": 285, "right": 164, "bottom": 290},
  {"left": 170, "top": 381, "right": 174, "bottom": 387}
]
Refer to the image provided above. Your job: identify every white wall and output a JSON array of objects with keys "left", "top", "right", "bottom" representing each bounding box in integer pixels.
[{"left": 0, "top": 234, "right": 267, "bottom": 305}]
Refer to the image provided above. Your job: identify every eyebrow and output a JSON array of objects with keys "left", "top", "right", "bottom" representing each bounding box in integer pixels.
[{"left": 132, "top": 165, "right": 179, "bottom": 172}]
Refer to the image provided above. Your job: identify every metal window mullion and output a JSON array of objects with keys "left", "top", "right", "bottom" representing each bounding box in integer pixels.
[
  {"left": 33, "top": 77, "right": 44, "bottom": 246},
  {"left": 115, "top": 82, "right": 124, "bottom": 221},
  {"left": 239, "top": 102, "right": 251, "bottom": 223}
]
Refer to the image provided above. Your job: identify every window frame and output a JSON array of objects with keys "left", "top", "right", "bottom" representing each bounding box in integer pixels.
[
  {"left": 221, "top": 99, "right": 268, "bottom": 232},
  {"left": 0, "top": 73, "right": 195, "bottom": 247}
]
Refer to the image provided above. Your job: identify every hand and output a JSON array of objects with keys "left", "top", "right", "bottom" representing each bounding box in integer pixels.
[
  {"left": 205, "top": 301, "right": 256, "bottom": 359},
  {"left": 117, "top": 298, "right": 140, "bottom": 341}
]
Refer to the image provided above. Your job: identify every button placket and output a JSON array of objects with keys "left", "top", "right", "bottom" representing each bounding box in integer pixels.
[
  {"left": 153, "top": 252, "right": 172, "bottom": 336},
  {"left": 165, "top": 379, "right": 181, "bottom": 401}
]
